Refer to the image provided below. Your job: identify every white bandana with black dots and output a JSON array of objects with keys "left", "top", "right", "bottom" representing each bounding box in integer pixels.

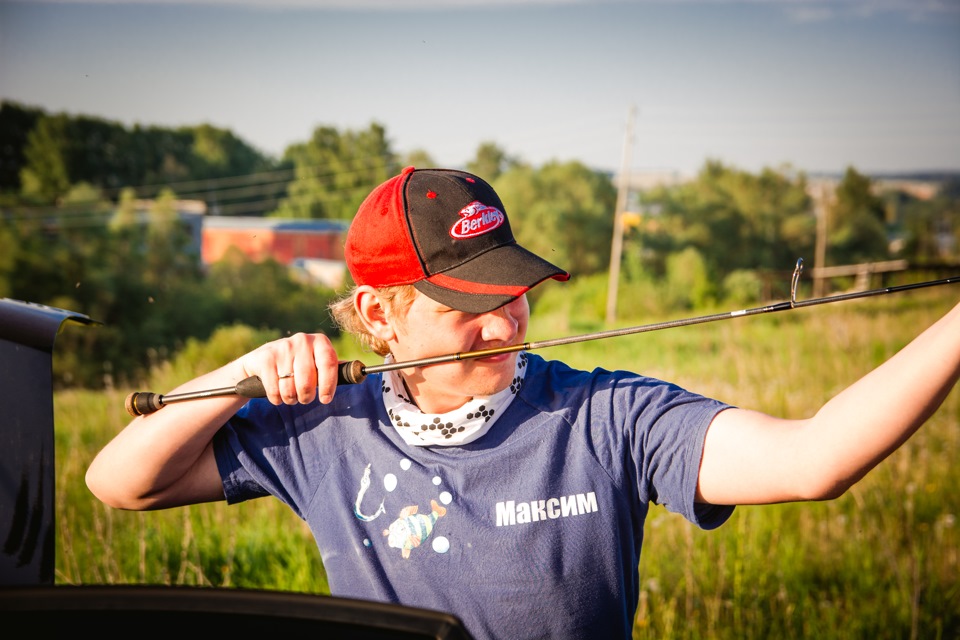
[{"left": 382, "top": 352, "right": 528, "bottom": 446}]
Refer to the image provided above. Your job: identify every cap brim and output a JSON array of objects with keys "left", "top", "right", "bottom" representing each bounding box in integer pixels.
[{"left": 414, "top": 243, "right": 569, "bottom": 314}]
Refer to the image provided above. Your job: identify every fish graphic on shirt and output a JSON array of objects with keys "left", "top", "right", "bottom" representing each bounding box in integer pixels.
[{"left": 383, "top": 499, "right": 447, "bottom": 559}]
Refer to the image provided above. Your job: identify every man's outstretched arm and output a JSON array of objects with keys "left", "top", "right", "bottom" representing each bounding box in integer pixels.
[{"left": 697, "top": 299, "right": 960, "bottom": 505}]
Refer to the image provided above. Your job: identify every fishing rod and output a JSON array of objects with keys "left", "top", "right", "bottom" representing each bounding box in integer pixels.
[{"left": 124, "top": 259, "right": 960, "bottom": 416}]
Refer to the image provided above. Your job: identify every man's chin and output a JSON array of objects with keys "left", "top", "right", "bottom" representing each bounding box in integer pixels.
[{"left": 463, "top": 370, "right": 516, "bottom": 398}]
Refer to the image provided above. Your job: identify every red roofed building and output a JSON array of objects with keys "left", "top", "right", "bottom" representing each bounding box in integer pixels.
[
  {"left": 202, "top": 217, "right": 348, "bottom": 265},
  {"left": 201, "top": 216, "right": 350, "bottom": 288}
]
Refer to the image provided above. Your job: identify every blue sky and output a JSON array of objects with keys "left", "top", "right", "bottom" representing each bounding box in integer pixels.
[{"left": 2, "top": 0, "right": 958, "bottom": 177}]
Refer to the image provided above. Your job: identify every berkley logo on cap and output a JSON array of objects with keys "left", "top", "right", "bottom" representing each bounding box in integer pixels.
[{"left": 450, "top": 201, "right": 505, "bottom": 239}]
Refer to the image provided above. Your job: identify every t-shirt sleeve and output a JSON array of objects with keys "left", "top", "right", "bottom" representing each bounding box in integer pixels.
[
  {"left": 213, "top": 399, "right": 301, "bottom": 510},
  {"left": 633, "top": 379, "right": 734, "bottom": 529},
  {"left": 584, "top": 369, "right": 735, "bottom": 530}
]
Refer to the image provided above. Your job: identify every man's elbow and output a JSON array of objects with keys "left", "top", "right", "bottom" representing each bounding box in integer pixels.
[
  {"left": 795, "top": 470, "right": 858, "bottom": 502},
  {"left": 84, "top": 467, "right": 152, "bottom": 511}
]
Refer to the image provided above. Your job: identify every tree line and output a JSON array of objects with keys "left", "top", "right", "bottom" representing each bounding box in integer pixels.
[{"left": 1, "top": 100, "right": 958, "bottom": 388}]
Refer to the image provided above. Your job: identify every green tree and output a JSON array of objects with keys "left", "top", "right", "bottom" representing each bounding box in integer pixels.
[
  {"left": 401, "top": 148, "right": 436, "bottom": 169},
  {"left": 467, "top": 141, "right": 519, "bottom": 181},
  {"left": 191, "top": 123, "right": 231, "bottom": 171},
  {"left": 207, "top": 246, "right": 339, "bottom": 336},
  {"left": 827, "top": 167, "right": 889, "bottom": 264},
  {"left": 0, "top": 100, "right": 44, "bottom": 193},
  {"left": 897, "top": 188, "right": 960, "bottom": 264},
  {"left": 637, "top": 161, "right": 813, "bottom": 283},
  {"left": 61, "top": 181, "right": 109, "bottom": 209},
  {"left": 128, "top": 123, "right": 277, "bottom": 214},
  {"left": 14, "top": 106, "right": 277, "bottom": 210},
  {"left": 110, "top": 187, "right": 139, "bottom": 231},
  {"left": 19, "top": 114, "right": 72, "bottom": 202},
  {"left": 0, "top": 219, "right": 16, "bottom": 297},
  {"left": 272, "top": 123, "right": 398, "bottom": 220},
  {"left": 186, "top": 123, "right": 277, "bottom": 181},
  {"left": 143, "top": 188, "right": 199, "bottom": 290},
  {"left": 665, "top": 246, "right": 713, "bottom": 309},
  {"left": 148, "top": 187, "right": 179, "bottom": 238},
  {"left": 131, "top": 124, "right": 192, "bottom": 186},
  {"left": 939, "top": 177, "right": 960, "bottom": 200},
  {"left": 493, "top": 160, "right": 617, "bottom": 278},
  {"left": 19, "top": 113, "right": 146, "bottom": 202}
]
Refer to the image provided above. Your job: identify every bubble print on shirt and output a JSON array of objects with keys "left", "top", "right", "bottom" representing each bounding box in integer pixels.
[{"left": 356, "top": 457, "right": 455, "bottom": 559}]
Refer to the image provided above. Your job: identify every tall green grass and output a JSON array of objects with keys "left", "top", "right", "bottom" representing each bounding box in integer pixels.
[{"left": 54, "top": 291, "right": 959, "bottom": 638}]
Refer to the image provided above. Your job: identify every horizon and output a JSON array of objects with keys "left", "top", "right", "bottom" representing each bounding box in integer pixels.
[{"left": 2, "top": 0, "right": 959, "bottom": 178}]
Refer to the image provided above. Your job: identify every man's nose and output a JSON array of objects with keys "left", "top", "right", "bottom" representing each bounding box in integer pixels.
[{"left": 480, "top": 301, "right": 521, "bottom": 342}]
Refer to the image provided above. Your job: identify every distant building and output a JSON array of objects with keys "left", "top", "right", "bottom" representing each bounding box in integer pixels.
[
  {"left": 613, "top": 169, "right": 692, "bottom": 191},
  {"left": 116, "top": 201, "right": 351, "bottom": 288},
  {"left": 201, "top": 216, "right": 350, "bottom": 288}
]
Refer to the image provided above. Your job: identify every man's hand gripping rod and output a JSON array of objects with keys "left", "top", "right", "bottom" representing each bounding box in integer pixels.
[{"left": 125, "top": 259, "right": 960, "bottom": 416}]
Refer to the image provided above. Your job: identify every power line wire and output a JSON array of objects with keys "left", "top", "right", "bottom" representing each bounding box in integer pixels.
[{"left": 3, "top": 155, "right": 397, "bottom": 220}]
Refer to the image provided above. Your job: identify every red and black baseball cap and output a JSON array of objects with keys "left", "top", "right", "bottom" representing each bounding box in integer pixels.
[{"left": 345, "top": 166, "right": 570, "bottom": 314}]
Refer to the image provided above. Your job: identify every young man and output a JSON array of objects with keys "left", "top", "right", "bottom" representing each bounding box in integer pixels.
[{"left": 87, "top": 167, "right": 960, "bottom": 640}]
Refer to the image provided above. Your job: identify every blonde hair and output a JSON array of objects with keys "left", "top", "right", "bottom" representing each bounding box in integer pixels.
[{"left": 328, "top": 284, "right": 418, "bottom": 356}]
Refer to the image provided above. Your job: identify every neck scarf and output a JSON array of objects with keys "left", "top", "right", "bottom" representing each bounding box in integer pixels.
[{"left": 382, "top": 352, "right": 527, "bottom": 446}]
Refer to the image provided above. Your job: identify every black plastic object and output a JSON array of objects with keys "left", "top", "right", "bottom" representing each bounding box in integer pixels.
[
  {"left": 0, "top": 298, "right": 476, "bottom": 639},
  {"left": 0, "top": 298, "right": 98, "bottom": 586},
  {"left": 0, "top": 585, "right": 474, "bottom": 638}
]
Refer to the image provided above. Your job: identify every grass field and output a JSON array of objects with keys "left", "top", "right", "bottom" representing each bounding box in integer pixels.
[{"left": 54, "top": 290, "right": 960, "bottom": 639}]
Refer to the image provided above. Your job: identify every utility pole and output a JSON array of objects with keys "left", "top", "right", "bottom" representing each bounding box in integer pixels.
[{"left": 605, "top": 105, "right": 636, "bottom": 326}]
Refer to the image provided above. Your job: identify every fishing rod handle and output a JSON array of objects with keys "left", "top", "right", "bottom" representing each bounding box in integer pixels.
[
  {"left": 227, "top": 361, "right": 366, "bottom": 399},
  {"left": 231, "top": 362, "right": 366, "bottom": 389},
  {"left": 233, "top": 361, "right": 366, "bottom": 391},
  {"left": 125, "top": 391, "right": 165, "bottom": 416},
  {"left": 338, "top": 359, "right": 367, "bottom": 385},
  {"left": 124, "top": 360, "right": 368, "bottom": 417},
  {"left": 124, "top": 375, "right": 268, "bottom": 417}
]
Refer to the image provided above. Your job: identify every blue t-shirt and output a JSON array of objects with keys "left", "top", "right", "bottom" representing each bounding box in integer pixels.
[{"left": 214, "top": 353, "right": 734, "bottom": 640}]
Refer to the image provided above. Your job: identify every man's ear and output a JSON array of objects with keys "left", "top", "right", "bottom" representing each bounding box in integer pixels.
[{"left": 355, "top": 286, "right": 397, "bottom": 342}]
